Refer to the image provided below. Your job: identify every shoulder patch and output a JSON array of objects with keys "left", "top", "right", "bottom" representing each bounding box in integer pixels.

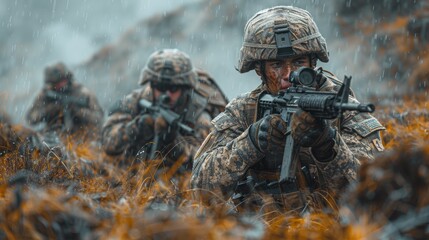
[
  {"left": 372, "top": 138, "right": 385, "bottom": 152},
  {"left": 347, "top": 117, "right": 386, "bottom": 138}
]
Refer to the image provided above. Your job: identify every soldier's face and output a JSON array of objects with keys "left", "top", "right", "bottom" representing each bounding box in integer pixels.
[
  {"left": 264, "top": 56, "right": 311, "bottom": 94},
  {"left": 52, "top": 79, "right": 70, "bottom": 92},
  {"left": 153, "top": 85, "right": 183, "bottom": 108}
]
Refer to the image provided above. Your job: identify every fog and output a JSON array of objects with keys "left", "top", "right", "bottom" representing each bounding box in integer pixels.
[{"left": 0, "top": 0, "right": 383, "bottom": 124}]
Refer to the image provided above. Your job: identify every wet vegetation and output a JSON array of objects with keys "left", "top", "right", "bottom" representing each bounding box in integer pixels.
[{"left": 1, "top": 0, "right": 428, "bottom": 239}]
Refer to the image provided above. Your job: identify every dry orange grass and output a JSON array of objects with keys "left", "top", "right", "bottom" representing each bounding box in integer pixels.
[
  {"left": 0, "top": 96, "right": 427, "bottom": 239},
  {"left": 1, "top": 88, "right": 429, "bottom": 239}
]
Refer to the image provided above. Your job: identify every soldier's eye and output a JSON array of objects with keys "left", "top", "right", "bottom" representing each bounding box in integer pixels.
[
  {"left": 269, "top": 62, "right": 282, "bottom": 68},
  {"left": 293, "top": 60, "right": 306, "bottom": 67}
]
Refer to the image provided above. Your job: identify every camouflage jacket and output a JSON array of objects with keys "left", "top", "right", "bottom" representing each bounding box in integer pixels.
[
  {"left": 102, "top": 84, "right": 213, "bottom": 169},
  {"left": 26, "top": 82, "right": 104, "bottom": 134},
  {"left": 191, "top": 75, "right": 386, "bottom": 210}
]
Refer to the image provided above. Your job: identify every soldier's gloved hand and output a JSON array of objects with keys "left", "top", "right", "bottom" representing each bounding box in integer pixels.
[
  {"left": 44, "top": 104, "right": 63, "bottom": 120},
  {"left": 154, "top": 115, "right": 178, "bottom": 145},
  {"left": 291, "top": 109, "right": 336, "bottom": 161},
  {"left": 249, "top": 114, "right": 287, "bottom": 154},
  {"left": 137, "top": 114, "right": 155, "bottom": 142}
]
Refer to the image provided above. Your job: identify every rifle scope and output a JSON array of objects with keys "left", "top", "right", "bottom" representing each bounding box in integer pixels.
[{"left": 289, "top": 67, "right": 317, "bottom": 87}]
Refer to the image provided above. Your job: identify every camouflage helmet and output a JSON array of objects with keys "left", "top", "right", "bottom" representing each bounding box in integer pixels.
[
  {"left": 237, "top": 6, "right": 329, "bottom": 73},
  {"left": 139, "top": 49, "right": 198, "bottom": 87},
  {"left": 44, "top": 62, "right": 73, "bottom": 83}
]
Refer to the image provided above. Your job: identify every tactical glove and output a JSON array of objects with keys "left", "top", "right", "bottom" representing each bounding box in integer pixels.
[
  {"left": 137, "top": 114, "right": 155, "bottom": 142},
  {"left": 291, "top": 109, "right": 336, "bottom": 161},
  {"left": 249, "top": 114, "right": 288, "bottom": 154},
  {"left": 154, "top": 115, "right": 178, "bottom": 145}
]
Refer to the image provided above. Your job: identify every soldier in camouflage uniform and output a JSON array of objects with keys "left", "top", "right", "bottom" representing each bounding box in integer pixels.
[
  {"left": 26, "top": 62, "right": 104, "bottom": 135},
  {"left": 102, "top": 49, "right": 227, "bottom": 170},
  {"left": 191, "top": 6, "right": 386, "bottom": 213}
]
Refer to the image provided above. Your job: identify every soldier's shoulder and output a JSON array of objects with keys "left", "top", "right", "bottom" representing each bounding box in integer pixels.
[
  {"left": 342, "top": 113, "right": 386, "bottom": 138},
  {"left": 72, "top": 82, "right": 95, "bottom": 96},
  {"left": 124, "top": 87, "right": 147, "bottom": 101},
  {"left": 211, "top": 87, "right": 261, "bottom": 131},
  {"left": 194, "top": 68, "right": 228, "bottom": 115},
  {"left": 226, "top": 90, "right": 257, "bottom": 109},
  {"left": 210, "top": 95, "right": 250, "bottom": 131},
  {"left": 322, "top": 69, "right": 343, "bottom": 86},
  {"left": 108, "top": 88, "right": 146, "bottom": 116}
]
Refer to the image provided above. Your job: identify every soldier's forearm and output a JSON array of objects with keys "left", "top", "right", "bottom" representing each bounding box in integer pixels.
[
  {"left": 312, "top": 133, "right": 359, "bottom": 191},
  {"left": 191, "top": 129, "right": 264, "bottom": 196},
  {"left": 27, "top": 104, "right": 58, "bottom": 124},
  {"left": 102, "top": 124, "right": 131, "bottom": 155}
]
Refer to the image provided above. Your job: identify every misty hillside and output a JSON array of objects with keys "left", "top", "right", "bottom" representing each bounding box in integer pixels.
[{"left": 1, "top": 0, "right": 425, "bottom": 125}]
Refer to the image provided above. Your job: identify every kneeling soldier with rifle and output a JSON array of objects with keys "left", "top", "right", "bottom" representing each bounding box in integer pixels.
[
  {"left": 102, "top": 49, "right": 227, "bottom": 171},
  {"left": 26, "top": 62, "right": 104, "bottom": 135},
  {"left": 191, "top": 6, "right": 386, "bottom": 214}
]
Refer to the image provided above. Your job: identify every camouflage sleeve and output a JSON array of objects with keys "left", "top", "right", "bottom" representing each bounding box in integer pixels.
[
  {"left": 71, "top": 88, "right": 104, "bottom": 127},
  {"left": 101, "top": 91, "right": 144, "bottom": 156},
  {"left": 191, "top": 106, "right": 264, "bottom": 200},
  {"left": 26, "top": 91, "right": 61, "bottom": 125},
  {"left": 312, "top": 112, "right": 385, "bottom": 191},
  {"left": 340, "top": 112, "right": 386, "bottom": 164}
]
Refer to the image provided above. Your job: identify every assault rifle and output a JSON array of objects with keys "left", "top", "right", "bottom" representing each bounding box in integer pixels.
[
  {"left": 257, "top": 67, "right": 375, "bottom": 184},
  {"left": 46, "top": 90, "right": 89, "bottom": 131},
  {"left": 139, "top": 95, "right": 194, "bottom": 160}
]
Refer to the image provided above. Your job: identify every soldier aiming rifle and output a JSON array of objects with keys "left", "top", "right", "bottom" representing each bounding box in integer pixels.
[
  {"left": 26, "top": 62, "right": 104, "bottom": 134},
  {"left": 191, "top": 6, "right": 386, "bottom": 213},
  {"left": 139, "top": 94, "right": 194, "bottom": 160},
  {"left": 102, "top": 49, "right": 227, "bottom": 171}
]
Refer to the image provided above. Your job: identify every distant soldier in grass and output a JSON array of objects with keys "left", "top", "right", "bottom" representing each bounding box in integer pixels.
[
  {"left": 26, "top": 62, "right": 104, "bottom": 135},
  {"left": 102, "top": 49, "right": 227, "bottom": 171}
]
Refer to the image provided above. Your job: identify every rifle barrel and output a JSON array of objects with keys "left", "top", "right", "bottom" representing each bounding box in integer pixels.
[{"left": 335, "top": 103, "right": 375, "bottom": 113}]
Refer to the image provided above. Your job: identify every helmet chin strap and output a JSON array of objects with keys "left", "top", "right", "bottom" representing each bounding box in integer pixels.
[
  {"left": 310, "top": 54, "right": 317, "bottom": 68},
  {"left": 259, "top": 61, "right": 267, "bottom": 84}
]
